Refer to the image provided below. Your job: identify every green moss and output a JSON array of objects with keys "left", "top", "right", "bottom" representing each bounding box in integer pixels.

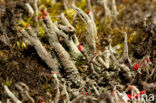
[
  {"left": 2, "top": 78, "right": 13, "bottom": 86},
  {"left": 37, "top": 23, "right": 46, "bottom": 37}
]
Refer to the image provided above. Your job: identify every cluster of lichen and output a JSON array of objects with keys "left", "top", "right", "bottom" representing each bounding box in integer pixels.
[
  {"left": 16, "top": 1, "right": 117, "bottom": 51},
  {"left": 14, "top": 0, "right": 154, "bottom": 73},
  {"left": 17, "top": 0, "right": 154, "bottom": 59}
]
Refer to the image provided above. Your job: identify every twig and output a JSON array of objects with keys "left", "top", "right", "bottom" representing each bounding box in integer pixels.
[
  {"left": 25, "top": 3, "right": 34, "bottom": 17},
  {"left": 33, "top": 0, "right": 39, "bottom": 32},
  {"left": 86, "top": 0, "right": 94, "bottom": 20},
  {"left": 118, "top": 32, "right": 131, "bottom": 65},
  {"left": 15, "top": 82, "right": 35, "bottom": 103},
  {"left": 111, "top": 0, "right": 118, "bottom": 18},
  {"left": 4, "top": 85, "right": 22, "bottom": 103},
  {"left": 63, "top": 81, "right": 70, "bottom": 103},
  {"left": 109, "top": 41, "right": 130, "bottom": 72},
  {"left": 71, "top": 95, "right": 84, "bottom": 102},
  {"left": 52, "top": 72, "right": 60, "bottom": 103},
  {"left": 102, "top": 0, "right": 111, "bottom": 17},
  {"left": 72, "top": 5, "right": 97, "bottom": 56}
]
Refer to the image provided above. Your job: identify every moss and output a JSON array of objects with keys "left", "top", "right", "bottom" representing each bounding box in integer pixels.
[{"left": 2, "top": 78, "right": 13, "bottom": 86}]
